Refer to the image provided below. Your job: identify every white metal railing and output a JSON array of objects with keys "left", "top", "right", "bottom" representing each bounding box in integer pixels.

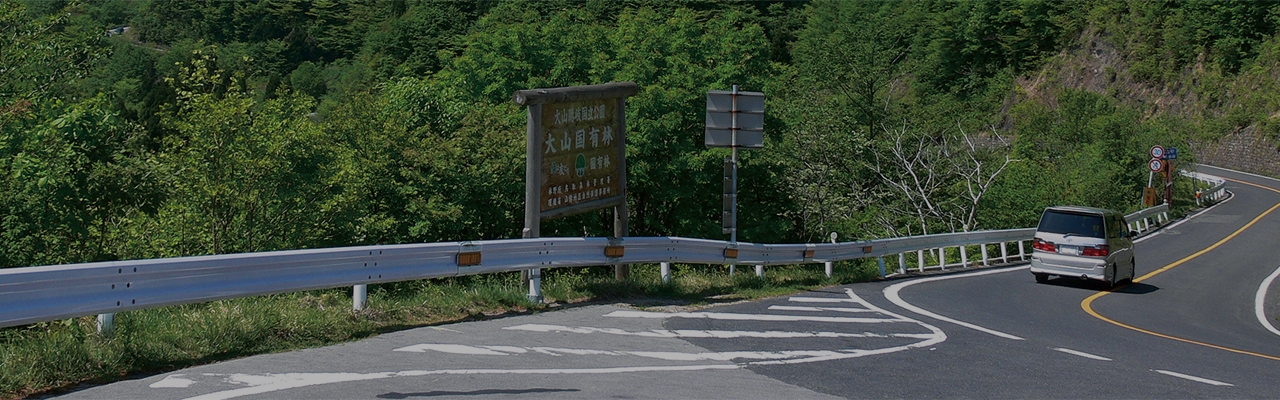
[
  {"left": 0, "top": 183, "right": 1217, "bottom": 331},
  {"left": 1181, "top": 170, "right": 1228, "bottom": 206}
]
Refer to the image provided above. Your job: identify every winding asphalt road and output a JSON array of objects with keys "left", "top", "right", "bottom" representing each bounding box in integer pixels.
[{"left": 56, "top": 165, "right": 1280, "bottom": 399}]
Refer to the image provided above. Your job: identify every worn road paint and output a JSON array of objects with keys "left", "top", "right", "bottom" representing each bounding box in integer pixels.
[
  {"left": 604, "top": 310, "right": 904, "bottom": 323},
  {"left": 883, "top": 266, "right": 1029, "bottom": 340},
  {"left": 768, "top": 305, "right": 877, "bottom": 313},
  {"left": 503, "top": 323, "right": 932, "bottom": 339}
]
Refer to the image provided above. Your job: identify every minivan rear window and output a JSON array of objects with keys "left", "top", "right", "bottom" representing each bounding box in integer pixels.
[{"left": 1037, "top": 210, "right": 1105, "bottom": 238}]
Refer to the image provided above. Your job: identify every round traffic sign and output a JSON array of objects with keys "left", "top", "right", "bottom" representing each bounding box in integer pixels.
[
  {"left": 1150, "top": 145, "right": 1165, "bottom": 160},
  {"left": 1149, "top": 159, "right": 1163, "bottom": 172}
]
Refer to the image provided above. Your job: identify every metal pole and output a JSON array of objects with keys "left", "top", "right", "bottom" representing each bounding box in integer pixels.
[
  {"left": 660, "top": 262, "right": 671, "bottom": 284},
  {"left": 898, "top": 253, "right": 906, "bottom": 274},
  {"left": 729, "top": 84, "right": 739, "bottom": 245},
  {"left": 729, "top": 265, "right": 736, "bottom": 276},
  {"left": 825, "top": 261, "right": 833, "bottom": 278},
  {"left": 877, "top": 257, "right": 886, "bottom": 277},
  {"left": 960, "top": 245, "right": 968, "bottom": 268},
  {"left": 524, "top": 103, "right": 544, "bottom": 303},
  {"left": 353, "top": 284, "right": 367, "bottom": 311},
  {"left": 917, "top": 250, "right": 924, "bottom": 273},
  {"left": 981, "top": 244, "right": 989, "bottom": 266},
  {"left": 97, "top": 313, "right": 114, "bottom": 336},
  {"left": 1000, "top": 242, "right": 1008, "bottom": 264},
  {"left": 755, "top": 264, "right": 763, "bottom": 278},
  {"left": 939, "top": 248, "right": 946, "bottom": 270},
  {"left": 1018, "top": 240, "right": 1026, "bottom": 260},
  {"left": 615, "top": 97, "right": 630, "bottom": 281}
]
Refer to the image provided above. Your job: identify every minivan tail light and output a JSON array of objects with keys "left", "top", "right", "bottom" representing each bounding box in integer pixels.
[
  {"left": 1082, "top": 245, "right": 1109, "bottom": 257},
  {"left": 1033, "top": 238, "right": 1055, "bottom": 252}
]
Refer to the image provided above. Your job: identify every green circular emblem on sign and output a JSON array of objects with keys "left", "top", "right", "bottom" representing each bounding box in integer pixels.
[{"left": 576, "top": 154, "right": 587, "bottom": 177}]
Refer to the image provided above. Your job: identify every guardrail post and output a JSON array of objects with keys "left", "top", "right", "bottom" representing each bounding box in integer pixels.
[
  {"left": 755, "top": 264, "right": 764, "bottom": 278},
  {"left": 729, "top": 265, "right": 735, "bottom": 276},
  {"left": 917, "top": 250, "right": 925, "bottom": 273},
  {"left": 877, "top": 257, "right": 886, "bottom": 277},
  {"left": 353, "top": 284, "right": 367, "bottom": 311},
  {"left": 898, "top": 253, "right": 906, "bottom": 274},
  {"left": 660, "top": 262, "right": 671, "bottom": 284},
  {"left": 981, "top": 244, "right": 989, "bottom": 266},
  {"left": 528, "top": 268, "right": 543, "bottom": 303},
  {"left": 959, "top": 245, "right": 968, "bottom": 268},
  {"left": 1161, "top": 211, "right": 1168, "bottom": 222},
  {"left": 1143, "top": 218, "right": 1150, "bottom": 232},
  {"left": 824, "top": 261, "right": 833, "bottom": 278},
  {"left": 97, "top": 313, "right": 114, "bottom": 336},
  {"left": 1000, "top": 242, "right": 1008, "bottom": 264},
  {"left": 938, "top": 248, "right": 946, "bottom": 270},
  {"left": 1018, "top": 241, "right": 1026, "bottom": 261}
]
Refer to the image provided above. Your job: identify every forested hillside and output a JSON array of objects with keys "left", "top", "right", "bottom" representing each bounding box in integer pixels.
[{"left": 4, "top": 0, "right": 1278, "bottom": 269}]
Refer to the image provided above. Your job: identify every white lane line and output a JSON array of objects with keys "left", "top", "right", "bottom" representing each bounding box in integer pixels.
[
  {"left": 503, "top": 324, "right": 933, "bottom": 339},
  {"left": 1135, "top": 189, "right": 1235, "bottom": 244},
  {"left": 883, "top": 266, "right": 1028, "bottom": 340},
  {"left": 1052, "top": 347, "right": 1112, "bottom": 361},
  {"left": 1154, "top": 369, "right": 1234, "bottom": 386},
  {"left": 1255, "top": 265, "right": 1280, "bottom": 338},
  {"left": 603, "top": 310, "right": 904, "bottom": 323},
  {"left": 395, "top": 343, "right": 863, "bottom": 362},
  {"left": 1198, "top": 164, "right": 1280, "bottom": 183},
  {"left": 768, "top": 305, "right": 876, "bottom": 313},
  {"left": 174, "top": 365, "right": 743, "bottom": 400},
  {"left": 788, "top": 297, "right": 856, "bottom": 303}
]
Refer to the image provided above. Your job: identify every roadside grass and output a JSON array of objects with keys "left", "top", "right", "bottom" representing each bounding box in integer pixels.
[{"left": 0, "top": 260, "right": 881, "bottom": 398}]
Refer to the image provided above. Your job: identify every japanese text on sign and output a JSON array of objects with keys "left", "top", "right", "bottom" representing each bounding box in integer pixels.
[{"left": 539, "top": 100, "right": 623, "bottom": 214}]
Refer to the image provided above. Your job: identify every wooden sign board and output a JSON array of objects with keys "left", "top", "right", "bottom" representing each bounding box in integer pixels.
[{"left": 514, "top": 82, "right": 638, "bottom": 221}]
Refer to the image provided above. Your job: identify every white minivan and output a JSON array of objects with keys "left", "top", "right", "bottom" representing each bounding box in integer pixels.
[{"left": 1029, "top": 206, "right": 1136, "bottom": 287}]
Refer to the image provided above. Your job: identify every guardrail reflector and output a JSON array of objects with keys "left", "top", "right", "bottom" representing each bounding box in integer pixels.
[
  {"left": 803, "top": 249, "right": 815, "bottom": 258},
  {"left": 862, "top": 246, "right": 873, "bottom": 254},
  {"left": 604, "top": 245, "right": 625, "bottom": 258},
  {"left": 457, "top": 251, "right": 482, "bottom": 266},
  {"left": 724, "top": 248, "right": 739, "bottom": 258}
]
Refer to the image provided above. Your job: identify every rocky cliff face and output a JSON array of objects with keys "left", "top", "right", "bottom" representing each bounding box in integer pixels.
[{"left": 1014, "top": 28, "right": 1280, "bottom": 177}]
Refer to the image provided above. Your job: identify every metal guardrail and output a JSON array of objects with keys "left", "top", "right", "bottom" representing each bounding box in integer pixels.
[{"left": 2, "top": 171, "right": 1227, "bottom": 330}]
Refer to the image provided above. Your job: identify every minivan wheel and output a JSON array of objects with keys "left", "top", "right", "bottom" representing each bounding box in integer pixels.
[{"left": 1034, "top": 273, "right": 1049, "bottom": 283}]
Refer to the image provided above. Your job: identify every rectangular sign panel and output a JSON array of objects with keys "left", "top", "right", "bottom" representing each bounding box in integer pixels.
[
  {"left": 538, "top": 99, "right": 625, "bottom": 217},
  {"left": 706, "top": 90, "right": 765, "bottom": 113},
  {"left": 705, "top": 111, "right": 764, "bottom": 131},
  {"left": 705, "top": 129, "right": 764, "bottom": 148}
]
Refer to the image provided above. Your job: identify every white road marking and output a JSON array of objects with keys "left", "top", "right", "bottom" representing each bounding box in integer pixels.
[
  {"left": 503, "top": 323, "right": 933, "bottom": 339},
  {"left": 769, "top": 305, "right": 876, "bottom": 313},
  {"left": 883, "top": 266, "right": 1028, "bottom": 340},
  {"left": 150, "top": 374, "right": 196, "bottom": 388},
  {"left": 604, "top": 310, "right": 904, "bottom": 323},
  {"left": 393, "top": 344, "right": 507, "bottom": 355},
  {"left": 1052, "top": 347, "right": 1112, "bottom": 361},
  {"left": 1254, "top": 264, "right": 1280, "bottom": 338},
  {"left": 748, "top": 289, "right": 948, "bottom": 366},
  {"left": 1198, "top": 164, "right": 1280, "bottom": 183},
  {"left": 173, "top": 365, "right": 743, "bottom": 400},
  {"left": 1134, "top": 189, "right": 1234, "bottom": 244},
  {"left": 1154, "top": 369, "right": 1234, "bottom": 386},
  {"left": 788, "top": 297, "right": 857, "bottom": 303},
  {"left": 430, "top": 326, "right": 464, "bottom": 333}
]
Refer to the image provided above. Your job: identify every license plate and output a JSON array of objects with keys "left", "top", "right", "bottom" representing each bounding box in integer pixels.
[{"left": 1059, "top": 245, "right": 1080, "bottom": 255}]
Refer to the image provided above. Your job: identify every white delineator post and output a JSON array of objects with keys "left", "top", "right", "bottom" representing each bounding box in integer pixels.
[
  {"left": 353, "top": 284, "right": 367, "bottom": 311},
  {"left": 97, "top": 313, "right": 114, "bottom": 335}
]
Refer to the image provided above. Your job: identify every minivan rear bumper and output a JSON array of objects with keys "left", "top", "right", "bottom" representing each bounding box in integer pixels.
[{"left": 1030, "top": 256, "right": 1106, "bottom": 281}]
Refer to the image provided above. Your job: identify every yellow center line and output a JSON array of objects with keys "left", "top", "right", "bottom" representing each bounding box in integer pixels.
[{"left": 1082, "top": 177, "right": 1280, "bottom": 361}]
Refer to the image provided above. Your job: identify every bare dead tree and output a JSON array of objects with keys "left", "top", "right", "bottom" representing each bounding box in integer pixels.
[{"left": 867, "top": 119, "right": 1018, "bottom": 236}]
